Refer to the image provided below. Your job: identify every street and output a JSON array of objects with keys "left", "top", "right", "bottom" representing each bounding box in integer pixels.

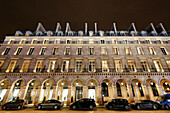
[{"left": 0, "top": 108, "right": 169, "bottom": 113}]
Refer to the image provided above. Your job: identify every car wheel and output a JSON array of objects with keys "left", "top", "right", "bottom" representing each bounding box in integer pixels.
[
  {"left": 53, "top": 105, "right": 58, "bottom": 110},
  {"left": 17, "top": 105, "right": 22, "bottom": 110},
  {"left": 72, "top": 105, "right": 76, "bottom": 110},
  {"left": 108, "top": 105, "right": 113, "bottom": 109},
  {"left": 165, "top": 105, "right": 170, "bottom": 110},
  {"left": 137, "top": 105, "right": 141, "bottom": 110},
  {"left": 89, "top": 105, "right": 93, "bottom": 110},
  {"left": 125, "top": 105, "right": 129, "bottom": 110},
  {"left": 2, "top": 105, "right": 7, "bottom": 110},
  {"left": 37, "top": 105, "right": 42, "bottom": 110},
  {"left": 152, "top": 104, "right": 158, "bottom": 110}
]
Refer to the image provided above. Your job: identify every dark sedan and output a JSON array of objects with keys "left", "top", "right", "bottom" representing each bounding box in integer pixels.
[
  {"left": 2, "top": 99, "right": 27, "bottom": 110},
  {"left": 131, "top": 100, "right": 161, "bottom": 110},
  {"left": 70, "top": 98, "right": 96, "bottom": 110},
  {"left": 35, "top": 100, "right": 63, "bottom": 110},
  {"left": 105, "top": 98, "right": 130, "bottom": 110}
]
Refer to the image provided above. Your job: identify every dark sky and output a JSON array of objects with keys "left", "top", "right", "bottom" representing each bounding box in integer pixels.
[{"left": 0, "top": 0, "right": 170, "bottom": 41}]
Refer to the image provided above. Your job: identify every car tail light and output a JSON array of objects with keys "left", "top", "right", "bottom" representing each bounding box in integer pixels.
[{"left": 22, "top": 102, "right": 24, "bottom": 105}]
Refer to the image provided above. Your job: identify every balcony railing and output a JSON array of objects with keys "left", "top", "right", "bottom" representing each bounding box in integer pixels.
[{"left": 0, "top": 68, "right": 170, "bottom": 74}]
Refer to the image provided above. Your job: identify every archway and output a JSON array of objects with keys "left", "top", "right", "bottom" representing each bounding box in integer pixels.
[
  {"left": 86, "top": 79, "right": 98, "bottom": 101},
  {"left": 160, "top": 79, "right": 170, "bottom": 94},
  {"left": 71, "top": 79, "right": 83, "bottom": 101},
  {"left": 0, "top": 79, "right": 10, "bottom": 102},
  {"left": 116, "top": 79, "right": 129, "bottom": 99}
]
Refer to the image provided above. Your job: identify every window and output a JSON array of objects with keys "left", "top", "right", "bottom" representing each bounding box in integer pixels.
[
  {"left": 100, "top": 40, "right": 105, "bottom": 44},
  {"left": 125, "top": 47, "right": 131, "bottom": 55},
  {"left": 75, "top": 61, "right": 82, "bottom": 72},
  {"left": 89, "top": 47, "right": 94, "bottom": 55},
  {"left": 43, "top": 39, "right": 49, "bottom": 44},
  {"left": 66, "top": 39, "right": 71, "bottom": 44},
  {"left": 34, "top": 60, "right": 43, "bottom": 72},
  {"left": 77, "top": 47, "right": 82, "bottom": 55},
  {"left": 157, "top": 39, "right": 162, "bottom": 44},
  {"left": 2, "top": 48, "right": 10, "bottom": 55},
  {"left": 166, "top": 60, "right": 170, "bottom": 69},
  {"left": 123, "top": 40, "right": 128, "bottom": 44},
  {"left": 6, "top": 60, "right": 17, "bottom": 72},
  {"left": 20, "top": 60, "right": 30, "bottom": 72},
  {"left": 101, "top": 83, "right": 108, "bottom": 96},
  {"left": 55, "top": 39, "right": 60, "bottom": 44},
  {"left": 20, "top": 39, "right": 26, "bottom": 44},
  {"left": 77, "top": 39, "right": 82, "bottom": 44},
  {"left": 8, "top": 39, "right": 15, "bottom": 44},
  {"left": 31, "top": 39, "right": 37, "bottom": 44},
  {"left": 27, "top": 47, "right": 34, "bottom": 55},
  {"left": 102, "top": 60, "right": 109, "bottom": 72},
  {"left": 101, "top": 47, "right": 107, "bottom": 55},
  {"left": 112, "top": 39, "right": 117, "bottom": 44},
  {"left": 141, "top": 60, "right": 150, "bottom": 72},
  {"left": 160, "top": 47, "right": 168, "bottom": 55},
  {"left": 115, "top": 60, "right": 123, "bottom": 72},
  {"left": 39, "top": 47, "right": 46, "bottom": 55},
  {"left": 149, "top": 47, "right": 156, "bottom": 55},
  {"left": 47, "top": 60, "right": 56, "bottom": 72},
  {"left": 138, "top": 83, "right": 144, "bottom": 97},
  {"left": 113, "top": 48, "right": 118, "bottom": 55},
  {"left": 150, "top": 82, "right": 159, "bottom": 96},
  {"left": 134, "top": 39, "right": 139, "bottom": 44},
  {"left": 145, "top": 39, "right": 151, "bottom": 44},
  {"left": 64, "top": 47, "right": 70, "bottom": 55},
  {"left": 52, "top": 47, "right": 58, "bottom": 55},
  {"left": 62, "top": 60, "right": 69, "bottom": 72},
  {"left": 127, "top": 60, "right": 136, "bottom": 72},
  {"left": 89, "top": 61, "right": 95, "bottom": 72},
  {"left": 14, "top": 47, "right": 22, "bottom": 55},
  {"left": 116, "top": 83, "right": 122, "bottom": 97},
  {"left": 153, "top": 60, "right": 163, "bottom": 72},
  {"left": 89, "top": 39, "right": 94, "bottom": 44},
  {"left": 137, "top": 47, "right": 144, "bottom": 55},
  {"left": 0, "top": 60, "right": 4, "bottom": 69}
]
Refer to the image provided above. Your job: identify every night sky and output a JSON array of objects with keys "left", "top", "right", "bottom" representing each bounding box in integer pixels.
[{"left": 0, "top": 0, "right": 170, "bottom": 41}]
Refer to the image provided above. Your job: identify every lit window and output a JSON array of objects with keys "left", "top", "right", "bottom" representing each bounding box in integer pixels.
[
  {"left": 102, "top": 60, "right": 109, "bottom": 72},
  {"left": 140, "top": 60, "right": 150, "bottom": 72},
  {"left": 89, "top": 61, "right": 95, "bottom": 72},
  {"left": 34, "top": 60, "right": 43, "bottom": 72},
  {"left": 153, "top": 60, "right": 164, "bottom": 72},
  {"left": 89, "top": 47, "right": 94, "bottom": 55},
  {"left": 55, "top": 39, "right": 60, "bottom": 44},
  {"left": 160, "top": 47, "right": 168, "bottom": 55},
  {"left": 75, "top": 61, "right": 82, "bottom": 72},
  {"left": 77, "top": 39, "right": 82, "bottom": 44},
  {"left": 27, "top": 47, "right": 34, "bottom": 55},
  {"left": 66, "top": 39, "right": 71, "bottom": 44},
  {"left": 150, "top": 82, "right": 159, "bottom": 96},
  {"left": 112, "top": 39, "right": 117, "bottom": 44},
  {"left": 52, "top": 47, "right": 58, "bottom": 55},
  {"left": 125, "top": 47, "right": 131, "bottom": 55},
  {"left": 14, "top": 47, "right": 22, "bottom": 55},
  {"left": 31, "top": 39, "right": 37, "bottom": 44},
  {"left": 20, "top": 60, "right": 30, "bottom": 72},
  {"left": 64, "top": 47, "right": 70, "bottom": 55},
  {"left": 6, "top": 60, "right": 17, "bottom": 72},
  {"left": 127, "top": 60, "right": 136, "bottom": 72},
  {"left": 0, "top": 60, "right": 4, "bottom": 69},
  {"left": 62, "top": 60, "right": 69, "bottom": 72},
  {"left": 39, "top": 47, "right": 46, "bottom": 55},
  {"left": 20, "top": 39, "right": 26, "bottom": 44},
  {"left": 149, "top": 47, "right": 156, "bottom": 55},
  {"left": 101, "top": 47, "right": 107, "bottom": 55},
  {"left": 137, "top": 47, "right": 144, "bottom": 55},
  {"left": 43, "top": 39, "right": 49, "bottom": 44},
  {"left": 77, "top": 47, "right": 82, "bottom": 55},
  {"left": 115, "top": 60, "right": 123, "bottom": 72},
  {"left": 8, "top": 39, "right": 15, "bottom": 44},
  {"left": 113, "top": 48, "right": 118, "bottom": 55},
  {"left": 101, "top": 40, "right": 105, "bottom": 44},
  {"left": 123, "top": 40, "right": 128, "bottom": 44},
  {"left": 166, "top": 60, "right": 170, "bottom": 69},
  {"left": 47, "top": 60, "right": 56, "bottom": 72},
  {"left": 2, "top": 47, "right": 10, "bottom": 55},
  {"left": 145, "top": 39, "right": 151, "bottom": 44}
]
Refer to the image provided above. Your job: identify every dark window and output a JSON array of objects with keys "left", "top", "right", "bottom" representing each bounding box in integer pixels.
[
  {"left": 16, "top": 48, "right": 22, "bottom": 55},
  {"left": 138, "top": 83, "right": 144, "bottom": 97},
  {"left": 101, "top": 83, "right": 108, "bottom": 96},
  {"left": 131, "top": 84, "right": 135, "bottom": 97},
  {"left": 28, "top": 48, "right": 34, "bottom": 55},
  {"left": 116, "top": 83, "right": 122, "bottom": 97},
  {"left": 3, "top": 48, "right": 10, "bottom": 55},
  {"left": 151, "top": 82, "right": 159, "bottom": 96},
  {"left": 160, "top": 48, "right": 168, "bottom": 55}
]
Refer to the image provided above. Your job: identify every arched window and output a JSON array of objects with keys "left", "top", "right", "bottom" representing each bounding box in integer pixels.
[
  {"left": 138, "top": 83, "right": 144, "bottom": 97},
  {"left": 131, "top": 84, "right": 135, "bottom": 97},
  {"left": 101, "top": 83, "right": 108, "bottom": 96},
  {"left": 57, "top": 31, "right": 63, "bottom": 36},
  {"left": 150, "top": 82, "right": 159, "bottom": 96},
  {"left": 163, "top": 82, "right": 170, "bottom": 93},
  {"left": 116, "top": 83, "right": 122, "bottom": 97}
]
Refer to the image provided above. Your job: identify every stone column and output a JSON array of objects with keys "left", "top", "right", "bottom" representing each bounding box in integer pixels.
[
  {"left": 108, "top": 85, "right": 113, "bottom": 101},
  {"left": 2, "top": 85, "right": 12, "bottom": 105},
  {"left": 134, "top": 85, "right": 140, "bottom": 101},
  {"left": 83, "top": 86, "right": 88, "bottom": 98},
  {"left": 147, "top": 84, "right": 154, "bottom": 100},
  {"left": 70, "top": 58, "right": 75, "bottom": 72},
  {"left": 128, "top": 85, "right": 134, "bottom": 102},
  {"left": 67, "top": 86, "right": 71, "bottom": 106},
  {"left": 113, "top": 85, "right": 117, "bottom": 99},
  {"left": 157, "top": 84, "right": 164, "bottom": 95},
  {"left": 143, "top": 84, "right": 149, "bottom": 99},
  {"left": 52, "top": 86, "right": 57, "bottom": 99},
  {"left": 35, "top": 86, "right": 41, "bottom": 103}
]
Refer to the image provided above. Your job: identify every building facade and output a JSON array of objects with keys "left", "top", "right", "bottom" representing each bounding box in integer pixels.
[{"left": 0, "top": 23, "right": 170, "bottom": 106}]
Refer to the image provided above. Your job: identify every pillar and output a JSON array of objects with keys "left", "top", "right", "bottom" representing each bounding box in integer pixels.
[
  {"left": 83, "top": 86, "right": 88, "bottom": 98},
  {"left": 2, "top": 85, "right": 12, "bottom": 105},
  {"left": 128, "top": 85, "right": 134, "bottom": 102},
  {"left": 113, "top": 85, "right": 117, "bottom": 99},
  {"left": 52, "top": 85, "right": 57, "bottom": 99},
  {"left": 143, "top": 84, "right": 149, "bottom": 99},
  {"left": 35, "top": 86, "right": 41, "bottom": 103},
  {"left": 67, "top": 86, "right": 71, "bottom": 106},
  {"left": 157, "top": 84, "right": 164, "bottom": 95}
]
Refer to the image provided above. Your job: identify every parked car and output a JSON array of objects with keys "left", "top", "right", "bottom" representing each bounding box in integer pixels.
[
  {"left": 131, "top": 100, "right": 161, "bottom": 110},
  {"left": 156, "top": 94, "right": 170, "bottom": 109},
  {"left": 105, "top": 98, "right": 130, "bottom": 110},
  {"left": 2, "top": 99, "right": 27, "bottom": 110},
  {"left": 35, "top": 99, "right": 63, "bottom": 110},
  {"left": 70, "top": 98, "right": 96, "bottom": 110}
]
